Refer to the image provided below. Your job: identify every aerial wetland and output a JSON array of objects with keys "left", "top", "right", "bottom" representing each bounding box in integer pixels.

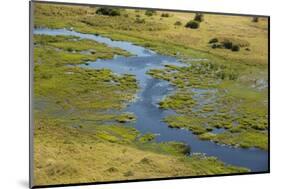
[{"left": 32, "top": 3, "right": 269, "bottom": 186}]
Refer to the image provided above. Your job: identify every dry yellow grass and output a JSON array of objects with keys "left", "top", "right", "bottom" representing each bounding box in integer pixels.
[{"left": 34, "top": 119, "right": 246, "bottom": 186}]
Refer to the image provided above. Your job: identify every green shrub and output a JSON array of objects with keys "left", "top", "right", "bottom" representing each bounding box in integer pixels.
[
  {"left": 96, "top": 7, "right": 121, "bottom": 16},
  {"left": 185, "top": 20, "right": 200, "bottom": 29},
  {"left": 161, "top": 13, "right": 170, "bottom": 17},
  {"left": 174, "top": 21, "right": 182, "bottom": 26},
  {"left": 145, "top": 10, "right": 157, "bottom": 16},
  {"left": 231, "top": 44, "right": 240, "bottom": 52},
  {"left": 194, "top": 13, "right": 204, "bottom": 22},
  {"left": 209, "top": 38, "right": 218, "bottom": 44}
]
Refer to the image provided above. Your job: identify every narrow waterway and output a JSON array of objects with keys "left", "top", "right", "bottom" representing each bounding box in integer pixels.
[{"left": 34, "top": 28, "right": 268, "bottom": 172}]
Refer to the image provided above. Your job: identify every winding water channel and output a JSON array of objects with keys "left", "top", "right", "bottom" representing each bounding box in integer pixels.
[{"left": 34, "top": 28, "right": 268, "bottom": 172}]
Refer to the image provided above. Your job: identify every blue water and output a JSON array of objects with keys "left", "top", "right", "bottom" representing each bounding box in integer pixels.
[{"left": 34, "top": 28, "right": 268, "bottom": 172}]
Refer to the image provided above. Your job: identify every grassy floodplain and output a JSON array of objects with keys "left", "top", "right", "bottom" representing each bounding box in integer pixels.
[{"left": 32, "top": 2, "right": 268, "bottom": 186}]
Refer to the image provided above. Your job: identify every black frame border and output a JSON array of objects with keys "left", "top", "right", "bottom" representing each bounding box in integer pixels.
[{"left": 29, "top": 0, "right": 270, "bottom": 188}]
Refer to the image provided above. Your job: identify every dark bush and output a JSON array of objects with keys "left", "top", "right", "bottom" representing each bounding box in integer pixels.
[
  {"left": 194, "top": 13, "right": 204, "bottom": 22},
  {"left": 185, "top": 20, "right": 200, "bottom": 29},
  {"left": 174, "top": 21, "right": 182, "bottom": 26},
  {"left": 231, "top": 44, "right": 240, "bottom": 52},
  {"left": 222, "top": 41, "right": 233, "bottom": 49},
  {"left": 96, "top": 8, "right": 121, "bottom": 16},
  {"left": 209, "top": 38, "right": 218, "bottom": 43},
  {"left": 161, "top": 13, "right": 170, "bottom": 17},
  {"left": 252, "top": 16, "right": 259, "bottom": 22},
  {"left": 145, "top": 10, "right": 157, "bottom": 16}
]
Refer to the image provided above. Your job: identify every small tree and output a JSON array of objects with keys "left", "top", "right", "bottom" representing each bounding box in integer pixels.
[
  {"left": 252, "top": 16, "right": 259, "bottom": 22},
  {"left": 194, "top": 13, "right": 204, "bottom": 22}
]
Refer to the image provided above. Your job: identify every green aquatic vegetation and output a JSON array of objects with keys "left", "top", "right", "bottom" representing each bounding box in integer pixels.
[
  {"left": 201, "top": 105, "right": 215, "bottom": 112},
  {"left": 198, "top": 132, "right": 216, "bottom": 141},
  {"left": 115, "top": 113, "right": 136, "bottom": 123},
  {"left": 159, "top": 92, "right": 196, "bottom": 112},
  {"left": 34, "top": 34, "right": 79, "bottom": 44},
  {"left": 139, "top": 141, "right": 191, "bottom": 156},
  {"left": 34, "top": 34, "right": 139, "bottom": 118},
  {"left": 164, "top": 115, "right": 207, "bottom": 135},
  {"left": 96, "top": 131, "right": 120, "bottom": 143},
  {"left": 148, "top": 61, "right": 240, "bottom": 91},
  {"left": 139, "top": 133, "right": 156, "bottom": 143},
  {"left": 34, "top": 65, "right": 137, "bottom": 111},
  {"left": 34, "top": 47, "right": 98, "bottom": 66},
  {"left": 34, "top": 34, "right": 131, "bottom": 60},
  {"left": 211, "top": 130, "right": 268, "bottom": 150},
  {"left": 101, "top": 125, "right": 139, "bottom": 143},
  {"left": 148, "top": 60, "right": 267, "bottom": 150}
]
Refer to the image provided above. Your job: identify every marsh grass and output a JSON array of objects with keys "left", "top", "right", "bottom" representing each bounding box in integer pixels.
[{"left": 148, "top": 61, "right": 268, "bottom": 150}]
